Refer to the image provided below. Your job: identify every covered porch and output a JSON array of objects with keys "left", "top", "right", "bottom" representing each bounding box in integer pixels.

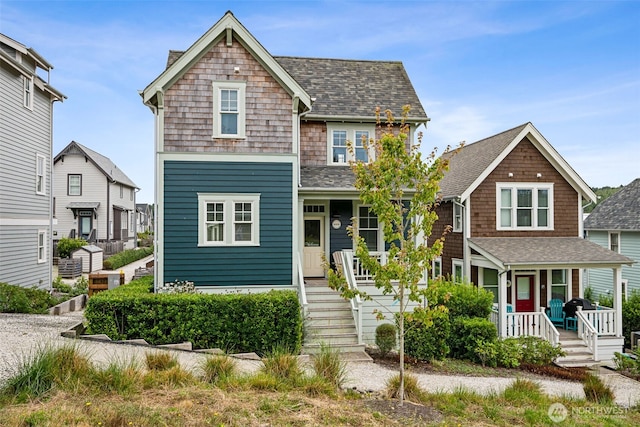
[{"left": 469, "top": 237, "right": 634, "bottom": 363}]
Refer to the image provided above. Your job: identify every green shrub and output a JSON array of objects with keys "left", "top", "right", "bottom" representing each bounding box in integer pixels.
[
  {"left": 375, "top": 323, "right": 397, "bottom": 356},
  {"left": 425, "top": 279, "right": 494, "bottom": 319},
  {"left": 404, "top": 306, "right": 450, "bottom": 361},
  {"left": 496, "top": 338, "right": 523, "bottom": 368},
  {"left": 102, "top": 247, "right": 154, "bottom": 270},
  {"left": 56, "top": 237, "right": 87, "bottom": 259},
  {"left": 517, "top": 336, "right": 565, "bottom": 365},
  {"left": 475, "top": 341, "right": 498, "bottom": 367},
  {"left": 85, "top": 279, "right": 302, "bottom": 354},
  {"left": 449, "top": 317, "right": 497, "bottom": 361},
  {"left": 622, "top": 291, "right": 640, "bottom": 348},
  {"left": 0, "top": 283, "right": 58, "bottom": 314}
]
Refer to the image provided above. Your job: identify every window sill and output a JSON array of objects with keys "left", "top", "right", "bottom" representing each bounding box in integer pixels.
[{"left": 197, "top": 243, "right": 260, "bottom": 248}]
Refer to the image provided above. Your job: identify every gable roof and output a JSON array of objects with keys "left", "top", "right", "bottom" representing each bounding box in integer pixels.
[
  {"left": 438, "top": 122, "right": 596, "bottom": 203},
  {"left": 584, "top": 178, "right": 640, "bottom": 231},
  {"left": 274, "top": 57, "right": 427, "bottom": 123},
  {"left": 142, "top": 11, "right": 311, "bottom": 111},
  {"left": 54, "top": 141, "right": 138, "bottom": 189}
]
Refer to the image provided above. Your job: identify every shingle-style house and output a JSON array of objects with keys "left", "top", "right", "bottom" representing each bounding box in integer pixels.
[
  {"left": 142, "top": 12, "right": 427, "bottom": 352},
  {"left": 585, "top": 178, "right": 640, "bottom": 299},
  {"left": 431, "top": 123, "right": 633, "bottom": 364},
  {"left": 0, "top": 33, "right": 65, "bottom": 288},
  {"left": 53, "top": 141, "right": 139, "bottom": 249}
]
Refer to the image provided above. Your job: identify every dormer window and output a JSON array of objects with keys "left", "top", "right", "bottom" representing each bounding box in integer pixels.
[
  {"left": 327, "top": 124, "right": 374, "bottom": 165},
  {"left": 496, "top": 183, "right": 553, "bottom": 230}
]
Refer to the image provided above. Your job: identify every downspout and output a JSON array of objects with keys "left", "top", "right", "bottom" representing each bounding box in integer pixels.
[
  {"left": 48, "top": 96, "right": 62, "bottom": 291},
  {"left": 294, "top": 97, "right": 313, "bottom": 284},
  {"left": 106, "top": 177, "right": 110, "bottom": 242}
]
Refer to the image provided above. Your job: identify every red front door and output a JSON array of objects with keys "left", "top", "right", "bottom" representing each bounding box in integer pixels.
[{"left": 515, "top": 275, "right": 535, "bottom": 312}]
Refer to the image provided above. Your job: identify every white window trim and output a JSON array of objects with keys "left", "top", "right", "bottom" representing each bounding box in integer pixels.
[
  {"left": 37, "top": 230, "right": 46, "bottom": 263},
  {"left": 68, "top": 174, "right": 81, "bottom": 196},
  {"left": 212, "top": 81, "right": 246, "bottom": 139},
  {"left": 548, "top": 268, "right": 568, "bottom": 303},
  {"left": 432, "top": 257, "right": 442, "bottom": 279},
  {"left": 327, "top": 123, "right": 376, "bottom": 165},
  {"left": 23, "top": 75, "right": 33, "bottom": 110},
  {"left": 453, "top": 202, "right": 463, "bottom": 233},
  {"left": 608, "top": 232, "right": 620, "bottom": 253},
  {"left": 356, "top": 204, "right": 382, "bottom": 251},
  {"left": 496, "top": 182, "right": 554, "bottom": 230},
  {"left": 452, "top": 258, "right": 464, "bottom": 282},
  {"left": 198, "top": 193, "right": 260, "bottom": 247},
  {"left": 35, "top": 153, "right": 46, "bottom": 195}
]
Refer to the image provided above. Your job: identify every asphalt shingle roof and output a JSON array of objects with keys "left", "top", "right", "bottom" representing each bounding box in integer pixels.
[
  {"left": 438, "top": 123, "right": 528, "bottom": 199},
  {"left": 300, "top": 166, "right": 356, "bottom": 190},
  {"left": 469, "top": 237, "right": 634, "bottom": 267},
  {"left": 584, "top": 178, "right": 640, "bottom": 231},
  {"left": 274, "top": 57, "right": 427, "bottom": 120},
  {"left": 55, "top": 141, "right": 138, "bottom": 189},
  {"left": 165, "top": 50, "right": 427, "bottom": 121}
]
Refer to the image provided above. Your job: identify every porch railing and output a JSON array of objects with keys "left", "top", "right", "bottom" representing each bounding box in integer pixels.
[
  {"left": 582, "top": 306, "right": 617, "bottom": 336},
  {"left": 296, "top": 254, "right": 308, "bottom": 318},
  {"left": 341, "top": 250, "right": 363, "bottom": 344},
  {"left": 577, "top": 310, "right": 599, "bottom": 361},
  {"left": 500, "top": 311, "right": 560, "bottom": 346},
  {"left": 349, "top": 251, "right": 387, "bottom": 281}
]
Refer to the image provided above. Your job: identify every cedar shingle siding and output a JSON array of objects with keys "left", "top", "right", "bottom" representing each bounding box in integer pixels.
[
  {"left": 470, "top": 137, "right": 578, "bottom": 237},
  {"left": 163, "top": 38, "right": 293, "bottom": 153}
]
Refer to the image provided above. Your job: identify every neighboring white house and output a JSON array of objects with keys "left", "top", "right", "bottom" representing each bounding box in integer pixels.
[
  {"left": 0, "top": 33, "right": 65, "bottom": 288},
  {"left": 585, "top": 178, "right": 640, "bottom": 300},
  {"left": 136, "top": 203, "right": 153, "bottom": 233},
  {"left": 53, "top": 141, "right": 139, "bottom": 249}
]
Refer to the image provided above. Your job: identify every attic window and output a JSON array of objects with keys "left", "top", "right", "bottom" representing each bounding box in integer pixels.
[{"left": 212, "top": 81, "right": 246, "bottom": 139}]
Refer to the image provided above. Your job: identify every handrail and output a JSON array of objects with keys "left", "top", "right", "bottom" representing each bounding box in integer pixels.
[
  {"left": 539, "top": 311, "right": 560, "bottom": 346},
  {"left": 501, "top": 311, "right": 559, "bottom": 346},
  {"left": 577, "top": 310, "right": 599, "bottom": 361},
  {"left": 296, "top": 254, "right": 308, "bottom": 318},
  {"left": 342, "top": 250, "right": 363, "bottom": 344},
  {"left": 582, "top": 307, "right": 616, "bottom": 336}
]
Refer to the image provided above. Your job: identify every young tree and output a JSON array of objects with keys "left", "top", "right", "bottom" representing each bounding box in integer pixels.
[{"left": 328, "top": 106, "right": 453, "bottom": 406}]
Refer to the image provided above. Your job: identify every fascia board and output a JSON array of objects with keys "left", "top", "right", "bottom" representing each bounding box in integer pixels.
[
  {"left": 142, "top": 13, "right": 311, "bottom": 109},
  {"left": 467, "top": 239, "right": 505, "bottom": 271},
  {"left": 303, "top": 114, "right": 429, "bottom": 124},
  {"left": 0, "top": 51, "right": 65, "bottom": 100}
]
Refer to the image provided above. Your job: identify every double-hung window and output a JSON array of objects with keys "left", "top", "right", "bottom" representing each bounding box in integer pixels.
[
  {"left": 452, "top": 259, "right": 464, "bottom": 283},
  {"left": 35, "top": 154, "right": 45, "bottom": 195},
  {"left": 497, "top": 183, "right": 553, "bottom": 230},
  {"left": 198, "top": 193, "right": 260, "bottom": 246},
  {"left": 550, "top": 269, "right": 568, "bottom": 302},
  {"left": 432, "top": 257, "right": 442, "bottom": 279},
  {"left": 68, "top": 174, "right": 81, "bottom": 196},
  {"left": 328, "top": 124, "right": 374, "bottom": 164},
  {"left": 23, "top": 76, "right": 33, "bottom": 109},
  {"left": 609, "top": 232, "right": 620, "bottom": 253},
  {"left": 453, "top": 202, "right": 463, "bottom": 232},
  {"left": 37, "top": 230, "right": 46, "bottom": 263},
  {"left": 358, "top": 206, "right": 379, "bottom": 251},
  {"left": 213, "top": 81, "right": 246, "bottom": 138}
]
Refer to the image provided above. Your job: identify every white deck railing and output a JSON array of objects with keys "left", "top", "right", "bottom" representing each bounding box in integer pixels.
[
  {"left": 582, "top": 306, "right": 617, "bottom": 336},
  {"left": 503, "top": 311, "right": 560, "bottom": 346},
  {"left": 577, "top": 310, "right": 599, "bottom": 361},
  {"left": 296, "top": 254, "right": 308, "bottom": 318},
  {"left": 341, "top": 250, "right": 363, "bottom": 344}
]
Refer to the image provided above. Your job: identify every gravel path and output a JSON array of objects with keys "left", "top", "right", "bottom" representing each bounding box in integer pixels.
[{"left": 1, "top": 312, "right": 638, "bottom": 408}]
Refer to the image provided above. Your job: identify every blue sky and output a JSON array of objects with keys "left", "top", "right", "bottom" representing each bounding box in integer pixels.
[{"left": 2, "top": 0, "right": 638, "bottom": 203}]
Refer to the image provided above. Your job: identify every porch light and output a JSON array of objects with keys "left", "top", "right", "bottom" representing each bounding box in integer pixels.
[
  {"left": 537, "top": 173, "right": 542, "bottom": 178},
  {"left": 508, "top": 172, "right": 513, "bottom": 178}
]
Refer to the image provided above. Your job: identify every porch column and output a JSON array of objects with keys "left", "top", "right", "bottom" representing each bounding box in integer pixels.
[
  {"left": 499, "top": 272, "right": 508, "bottom": 337},
  {"left": 613, "top": 267, "right": 623, "bottom": 337}
]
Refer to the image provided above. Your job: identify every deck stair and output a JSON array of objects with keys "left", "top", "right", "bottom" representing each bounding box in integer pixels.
[
  {"left": 555, "top": 330, "right": 599, "bottom": 368},
  {"left": 302, "top": 279, "right": 371, "bottom": 362}
]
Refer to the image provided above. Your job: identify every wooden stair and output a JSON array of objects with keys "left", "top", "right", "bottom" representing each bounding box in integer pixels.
[
  {"left": 302, "top": 279, "right": 371, "bottom": 362},
  {"left": 555, "top": 331, "right": 600, "bottom": 368}
]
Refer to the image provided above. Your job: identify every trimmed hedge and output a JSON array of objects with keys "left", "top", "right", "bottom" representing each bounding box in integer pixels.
[
  {"left": 404, "top": 307, "right": 450, "bottom": 361},
  {"left": 85, "top": 278, "right": 302, "bottom": 355},
  {"left": 103, "top": 247, "right": 154, "bottom": 270},
  {"left": 425, "top": 279, "right": 494, "bottom": 319}
]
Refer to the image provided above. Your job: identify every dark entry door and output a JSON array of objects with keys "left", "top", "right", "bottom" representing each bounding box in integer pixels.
[
  {"left": 515, "top": 275, "right": 535, "bottom": 312},
  {"left": 78, "top": 211, "right": 93, "bottom": 240}
]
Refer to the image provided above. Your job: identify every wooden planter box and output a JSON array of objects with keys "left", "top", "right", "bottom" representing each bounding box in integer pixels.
[{"left": 58, "top": 258, "right": 82, "bottom": 279}]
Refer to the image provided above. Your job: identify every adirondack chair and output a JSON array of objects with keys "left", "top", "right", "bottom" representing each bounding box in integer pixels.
[{"left": 546, "top": 299, "right": 565, "bottom": 328}]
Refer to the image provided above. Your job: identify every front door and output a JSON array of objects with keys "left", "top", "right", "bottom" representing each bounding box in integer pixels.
[
  {"left": 303, "top": 216, "right": 325, "bottom": 277},
  {"left": 78, "top": 212, "right": 92, "bottom": 240},
  {"left": 515, "top": 275, "right": 535, "bottom": 312}
]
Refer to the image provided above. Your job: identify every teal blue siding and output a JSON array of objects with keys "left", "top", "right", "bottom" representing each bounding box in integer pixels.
[
  {"left": 586, "top": 230, "right": 640, "bottom": 300},
  {"left": 163, "top": 161, "right": 293, "bottom": 286}
]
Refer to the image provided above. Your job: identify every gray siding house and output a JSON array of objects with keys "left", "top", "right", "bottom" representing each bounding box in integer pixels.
[
  {"left": 585, "top": 178, "right": 640, "bottom": 299},
  {"left": 53, "top": 141, "right": 139, "bottom": 249},
  {"left": 0, "top": 33, "right": 65, "bottom": 288}
]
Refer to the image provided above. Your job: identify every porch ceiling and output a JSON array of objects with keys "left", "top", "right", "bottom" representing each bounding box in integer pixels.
[{"left": 468, "top": 237, "right": 635, "bottom": 270}]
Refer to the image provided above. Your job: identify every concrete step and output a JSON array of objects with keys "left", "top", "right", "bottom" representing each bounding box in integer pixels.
[
  {"left": 555, "top": 358, "right": 600, "bottom": 368},
  {"left": 302, "top": 343, "right": 370, "bottom": 361},
  {"left": 306, "top": 324, "right": 356, "bottom": 335},
  {"left": 306, "top": 300, "right": 352, "bottom": 310},
  {"left": 307, "top": 316, "right": 355, "bottom": 328},
  {"left": 306, "top": 332, "right": 359, "bottom": 346}
]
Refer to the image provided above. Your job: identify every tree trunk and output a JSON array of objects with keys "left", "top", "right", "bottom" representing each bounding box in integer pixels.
[{"left": 399, "top": 283, "right": 405, "bottom": 406}]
